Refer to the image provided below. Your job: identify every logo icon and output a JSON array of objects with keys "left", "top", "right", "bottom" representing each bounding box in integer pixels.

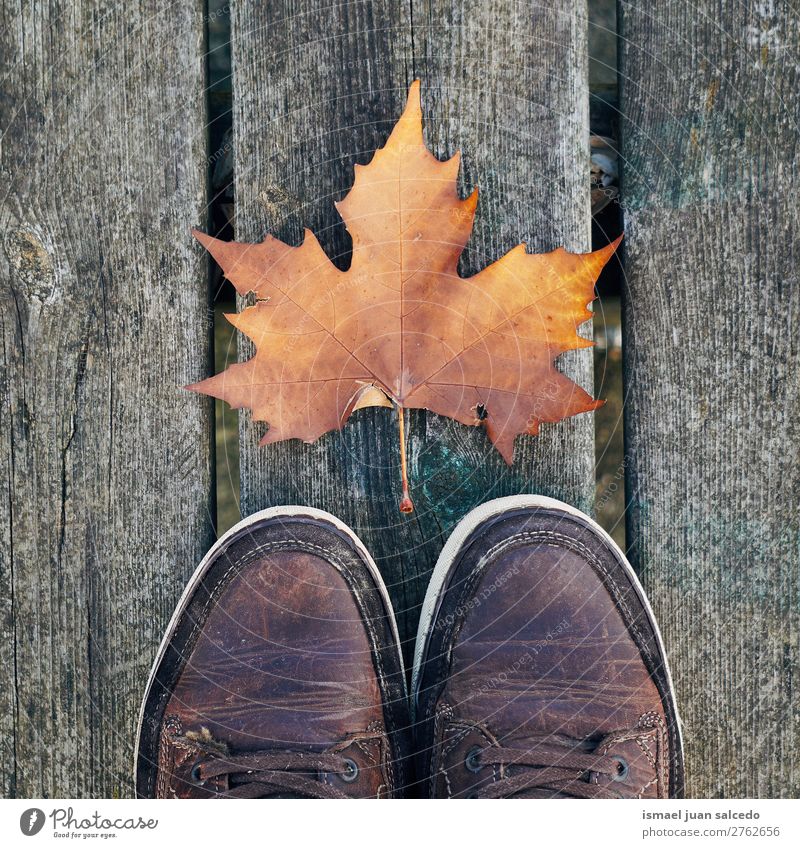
[{"left": 20, "top": 808, "right": 45, "bottom": 836}]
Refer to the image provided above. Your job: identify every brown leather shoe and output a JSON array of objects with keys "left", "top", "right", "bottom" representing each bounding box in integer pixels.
[
  {"left": 136, "top": 506, "right": 410, "bottom": 798},
  {"left": 412, "top": 495, "right": 684, "bottom": 798}
]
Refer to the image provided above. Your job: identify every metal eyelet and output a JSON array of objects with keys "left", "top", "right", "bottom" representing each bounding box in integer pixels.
[
  {"left": 190, "top": 760, "right": 207, "bottom": 786},
  {"left": 340, "top": 757, "right": 359, "bottom": 782},
  {"left": 612, "top": 756, "right": 629, "bottom": 782},
  {"left": 465, "top": 745, "right": 483, "bottom": 773}
]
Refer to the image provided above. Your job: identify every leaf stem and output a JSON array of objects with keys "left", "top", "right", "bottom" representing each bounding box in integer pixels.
[{"left": 398, "top": 405, "right": 414, "bottom": 514}]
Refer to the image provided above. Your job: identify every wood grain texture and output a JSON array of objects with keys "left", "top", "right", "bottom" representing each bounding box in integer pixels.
[
  {"left": 230, "top": 0, "right": 595, "bottom": 664},
  {"left": 0, "top": 2, "right": 214, "bottom": 796},
  {"left": 619, "top": 0, "right": 799, "bottom": 797}
]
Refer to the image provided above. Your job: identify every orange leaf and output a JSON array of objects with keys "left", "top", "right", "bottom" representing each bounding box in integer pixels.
[{"left": 190, "top": 81, "right": 620, "bottom": 512}]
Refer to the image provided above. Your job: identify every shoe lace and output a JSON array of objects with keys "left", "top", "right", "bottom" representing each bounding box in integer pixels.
[
  {"left": 471, "top": 740, "right": 628, "bottom": 799},
  {"left": 191, "top": 749, "right": 358, "bottom": 799}
]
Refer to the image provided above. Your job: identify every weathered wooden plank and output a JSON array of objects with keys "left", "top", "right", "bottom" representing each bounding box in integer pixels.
[
  {"left": 0, "top": 265, "right": 13, "bottom": 797},
  {"left": 619, "top": 0, "right": 799, "bottom": 797},
  {"left": 0, "top": 2, "right": 214, "bottom": 797},
  {"left": 232, "top": 0, "right": 594, "bottom": 663}
]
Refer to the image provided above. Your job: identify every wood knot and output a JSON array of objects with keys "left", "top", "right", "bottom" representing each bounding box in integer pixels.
[
  {"left": 257, "top": 185, "right": 301, "bottom": 233},
  {"left": 4, "top": 227, "right": 55, "bottom": 301}
]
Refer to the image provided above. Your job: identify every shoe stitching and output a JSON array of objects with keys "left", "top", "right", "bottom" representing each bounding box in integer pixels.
[
  {"left": 639, "top": 710, "right": 670, "bottom": 797},
  {"left": 431, "top": 703, "right": 454, "bottom": 797},
  {"left": 157, "top": 715, "right": 181, "bottom": 798},
  {"left": 437, "top": 717, "right": 502, "bottom": 795}
]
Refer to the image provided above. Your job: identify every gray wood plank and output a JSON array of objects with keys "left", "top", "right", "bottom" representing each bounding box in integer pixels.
[
  {"left": 231, "top": 0, "right": 595, "bottom": 664},
  {"left": 619, "top": 0, "right": 799, "bottom": 797},
  {"left": 0, "top": 2, "right": 214, "bottom": 796},
  {"left": 0, "top": 272, "right": 13, "bottom": 797}
]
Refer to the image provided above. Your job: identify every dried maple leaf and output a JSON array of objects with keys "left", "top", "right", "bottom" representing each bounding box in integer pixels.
[{"left": 190, "top": 81, "right": 621, "bottom": 513}]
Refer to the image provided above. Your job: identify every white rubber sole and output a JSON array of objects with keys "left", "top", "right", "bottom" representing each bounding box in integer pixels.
[
  {"left": 410, "top": 494, "right": 683, "bottom": 754},
  {"left": 133, "top": 505, "right": 406, "bottom": 781}
]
